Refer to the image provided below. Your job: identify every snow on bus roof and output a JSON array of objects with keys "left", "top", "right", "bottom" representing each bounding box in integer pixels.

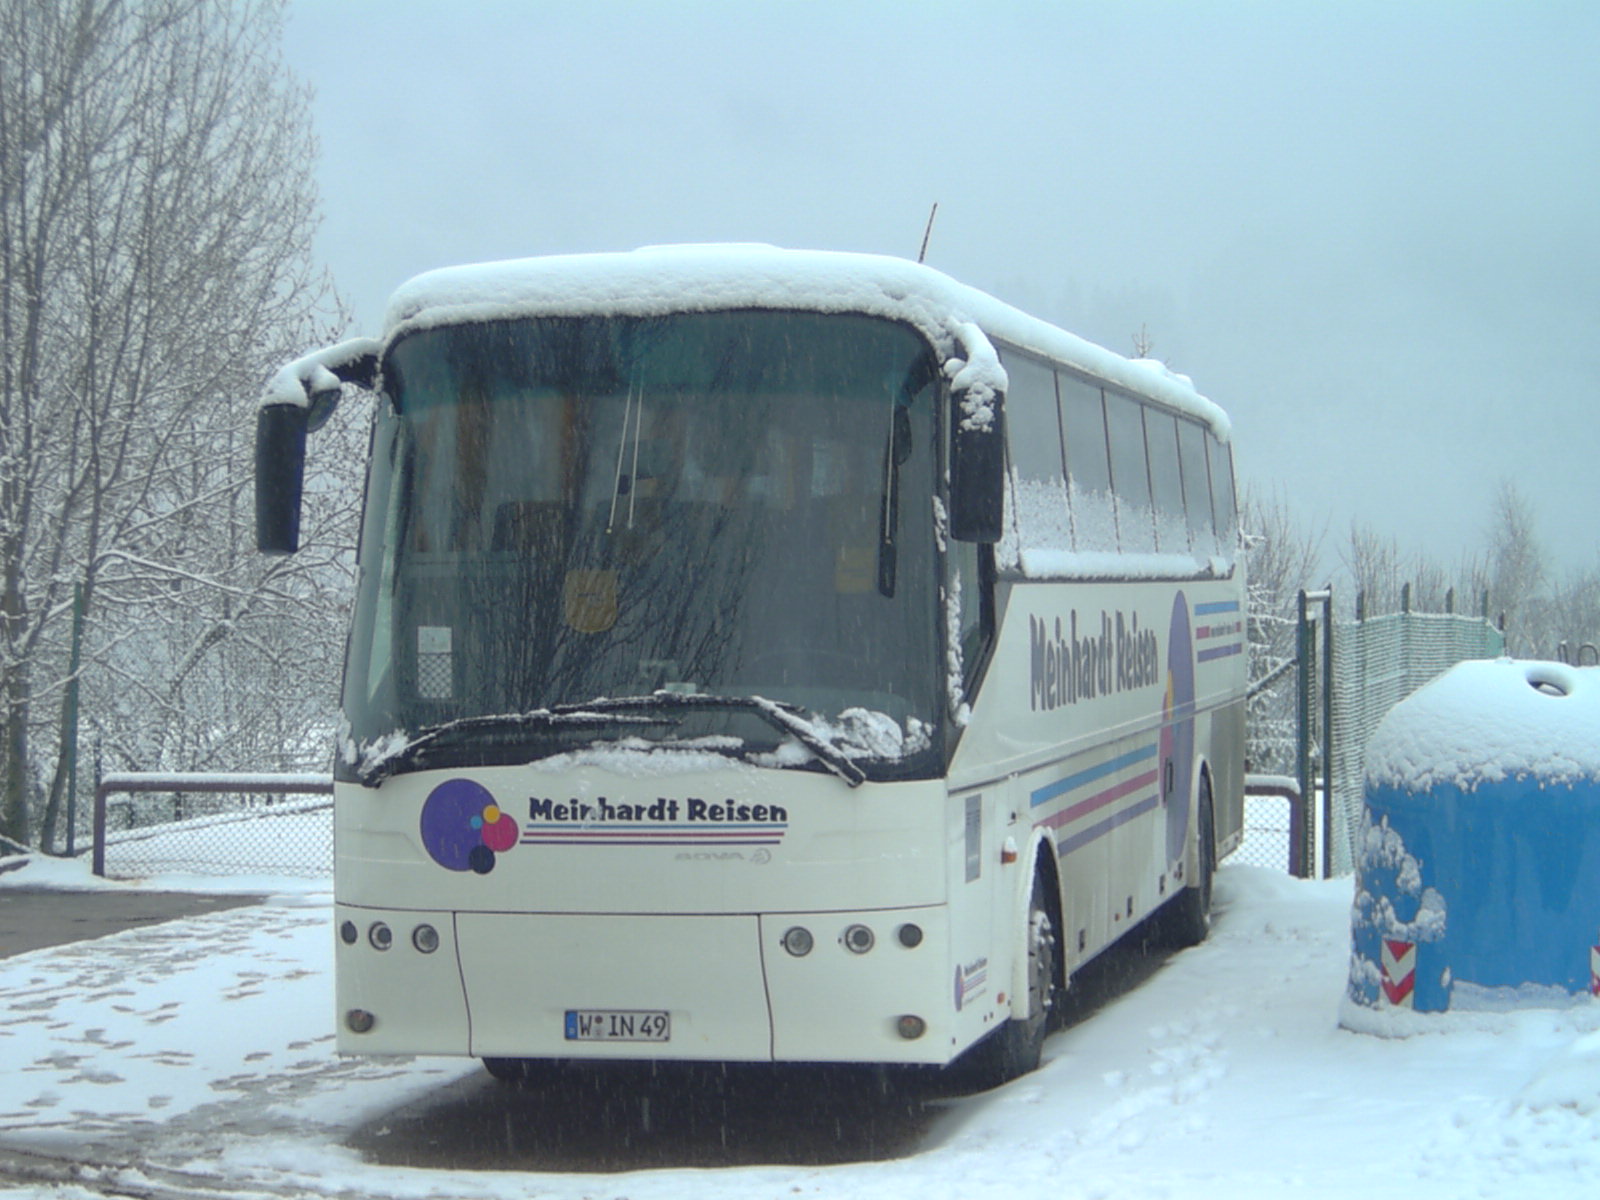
[{"left": 380, "top": 244, "right": 1230, "bottom": 439}]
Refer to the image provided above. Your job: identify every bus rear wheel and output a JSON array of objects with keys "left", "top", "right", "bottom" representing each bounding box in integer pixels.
[{"left": 1150, "top": 777, "right": 1216, "bottom": 949}]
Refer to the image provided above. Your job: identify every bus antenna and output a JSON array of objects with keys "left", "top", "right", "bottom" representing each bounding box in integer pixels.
[{"left": 917, "top": 202, "right": 939, "bottom": 264}]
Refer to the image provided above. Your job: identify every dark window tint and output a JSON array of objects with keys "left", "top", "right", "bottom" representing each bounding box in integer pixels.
[
  {"left": 949, "top": 538, "right": 988, "bottom": 699},
  {"left": 1000, "top": 353, "right": 1064, "bottom": 484},
  {"left": 341, "top": 311, "right": 944, "bottom": 783}
]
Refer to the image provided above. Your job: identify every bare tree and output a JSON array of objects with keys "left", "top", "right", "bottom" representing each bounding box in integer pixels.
[
  {"left": 1339, "top": 522, "right": 1482, "bottom": 619},
  {"left": 1241, "top": 488, "right": 1322, "bottom": 774},
  {"left": 1131, "top": 324, "right": 1155, "bottom": 359},
  {"left": 1546, "top": 565, "right": 1600, "bottom": 663},
  {"left": 1340, "top": 522, "right": 1406, "bottom": 617},
  {"left": 0, "top": 0, "right": 338, "bottom": 849},
  {"left": 1483, "top": 479, "right": 1546, "bottom": 654}
]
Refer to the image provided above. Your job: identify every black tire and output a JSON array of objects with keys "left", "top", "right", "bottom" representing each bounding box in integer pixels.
[
  {"left": 483, "top": 1057, "right": 562, "bottom": 1085},
  {"left": 1150, "top": 777, "right": 1215, "bottom": 949},
  {"left": 959, "top": 872, "right": 1058, "bottom": 1089}
]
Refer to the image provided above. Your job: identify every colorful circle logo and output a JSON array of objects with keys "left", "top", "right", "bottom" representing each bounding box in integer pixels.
[{"left": 420, "top": 779, "right": 518, "bottom": 874}]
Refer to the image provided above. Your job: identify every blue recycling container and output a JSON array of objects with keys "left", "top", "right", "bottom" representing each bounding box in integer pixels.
[{"left": 1347, "top": 659, "right": 1600, "bottom": 1013}]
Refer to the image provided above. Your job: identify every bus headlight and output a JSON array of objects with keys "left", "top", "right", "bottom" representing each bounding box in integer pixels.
[
  {"left": 843, "top": 924, "right": 875, "bottom": 954},
  {"left": 412, "top": 924, "right": 440, "bottom": 954},
  {"left": 781, "top": 926, "right": 814, "bottom": 957},
  {"left": 346, "top": 1009, "right": 377, "bottom": 1034},
  {"left": 368, "top": 922, "right": 393, "bottom": 951}
]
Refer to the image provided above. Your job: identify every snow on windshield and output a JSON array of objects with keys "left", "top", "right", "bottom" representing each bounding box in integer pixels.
[{"left": 338, "top": 701, "right": 928, "bottom": 785}]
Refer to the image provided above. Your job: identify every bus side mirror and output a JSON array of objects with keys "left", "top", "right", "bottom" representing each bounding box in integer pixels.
[
  {"left": 256, "top": 403, "right": 309, "bottom": 554},
  {"left": 949, "top": 386, "right": 1004, "bottom": 544}
]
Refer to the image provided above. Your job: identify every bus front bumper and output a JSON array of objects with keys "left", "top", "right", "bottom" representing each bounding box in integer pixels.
[{"left": 335, "top": 905, "right": 958, "bottom": 1065}]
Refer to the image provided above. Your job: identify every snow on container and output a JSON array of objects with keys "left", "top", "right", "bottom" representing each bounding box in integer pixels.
[{"left": 1345, "top": 658, "right": 1600, "bottom": 1019}]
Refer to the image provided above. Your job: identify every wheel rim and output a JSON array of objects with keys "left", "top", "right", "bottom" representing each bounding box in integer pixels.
[{"left": 1024, "top": 905, "right": 1056, "bottom": 1036}]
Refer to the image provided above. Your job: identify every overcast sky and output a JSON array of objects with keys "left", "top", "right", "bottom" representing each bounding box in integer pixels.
[{"left": 283, "top": 0, "right": 1600, "bottom": 576}]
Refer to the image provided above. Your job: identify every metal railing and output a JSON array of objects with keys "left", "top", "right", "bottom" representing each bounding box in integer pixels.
[
  {"left": 93, "top": 772, "right": 333, "bottom": 879},
  {"left": 1235, "top": 774, "right": 1311, "bottom": 878}
]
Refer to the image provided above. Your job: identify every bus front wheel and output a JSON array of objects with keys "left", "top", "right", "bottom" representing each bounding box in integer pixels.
[
  {"left": 483, "top": 1057, "right": 563, "bottom": 1085},
  {"left": 960, "top": 872, "right": 1058, "bottom": 1088}
]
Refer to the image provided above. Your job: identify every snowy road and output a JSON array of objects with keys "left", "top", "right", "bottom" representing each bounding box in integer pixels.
[{"left": 3, "top": 863, "right": 1600, "bottom": 1199}]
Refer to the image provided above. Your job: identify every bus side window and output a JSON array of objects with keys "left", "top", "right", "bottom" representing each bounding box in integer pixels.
[
  {"left": 1057, "top": 373, "right": 1112, "bottom": 552},
  {"left": 997, "top": 351, "right": 1070, "bottom": 555},
  {"left": 1105, "top": 392, "right": 1156, "bottom": 553},
  {"left": 1177, "top": 419, "right": 1216, "bottom": 557},
  {"left": 1144, "top": 408, "right": 1188, "bottom": 554},
  {"left": 1207, "top": 435, "right": 1239, "bottom": 562},
  {"left": 948, "top": 537, "right": 995, "bottom": 705}
]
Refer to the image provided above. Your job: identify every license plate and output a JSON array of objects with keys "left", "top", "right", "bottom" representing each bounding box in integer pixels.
[{"left": 564, "top": 1009, "right": 671, "bottom": 1042}]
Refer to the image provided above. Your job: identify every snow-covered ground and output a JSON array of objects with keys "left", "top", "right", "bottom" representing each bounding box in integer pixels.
[{"left": 3, "top": 854, "right": 1599, "bottom": 1199}]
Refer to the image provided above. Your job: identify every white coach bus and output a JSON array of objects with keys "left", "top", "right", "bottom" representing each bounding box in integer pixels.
[{"left": 255, "top": 245, "right": 1245, "bottom": 1085}]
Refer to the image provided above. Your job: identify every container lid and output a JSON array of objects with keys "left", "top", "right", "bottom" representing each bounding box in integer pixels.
[{"left": 1364, "top": 658, "right": 1600, "bottom": 793}]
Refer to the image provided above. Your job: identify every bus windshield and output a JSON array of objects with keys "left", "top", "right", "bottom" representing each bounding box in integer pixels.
[{"left": 339, "top": 310, "right": 944, "bottom": 783}]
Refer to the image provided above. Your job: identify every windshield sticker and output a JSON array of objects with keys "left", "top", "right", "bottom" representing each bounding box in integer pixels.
[
  {"left": 564, "top": 569, "right": 618, "bottom": 633},
  {"left": 1029, "top": 610, "right": 1160, "bottom": 711},
  {"left": 522, "top": 795, "right": 789, "bottom": 847},
  {"left": 420, "top": 778, "right": 519, "bottom": 874}
]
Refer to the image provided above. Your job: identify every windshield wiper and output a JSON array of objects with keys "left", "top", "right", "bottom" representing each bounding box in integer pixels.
[
  {"left": 581, "top": 693, "right": 866, "bottom": 787},
  {"left": 354, "top": 707, "right": 679, "bottom": 786},
  {"left": 355, "top": 693, "right": 869, "bottom": 788}
]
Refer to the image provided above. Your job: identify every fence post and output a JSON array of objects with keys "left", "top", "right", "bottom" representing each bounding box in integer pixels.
[
  {"left": 1321, "top": 593, "right": 1335, "bottom": 879},
  {"left": 1296, "top": 590, "right": 1320, "bottom": 878},
  {"left": 92, "top": 773, "right": 107, "bottom": 878},
  {"left": 1295, "top": 588, "right": 1336, "bottom": 879}
]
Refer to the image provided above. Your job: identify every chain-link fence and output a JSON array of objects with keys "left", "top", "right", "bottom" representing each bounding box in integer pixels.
[
  {"left": 1301, "top": 594, "right": 1504, "bottom": 877},
  {"left": 93, "top": 773, "right": 333, "bottom": 880},
  {"left": 1229, "top": 776, "right": 1310, "bottom": 876}
]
